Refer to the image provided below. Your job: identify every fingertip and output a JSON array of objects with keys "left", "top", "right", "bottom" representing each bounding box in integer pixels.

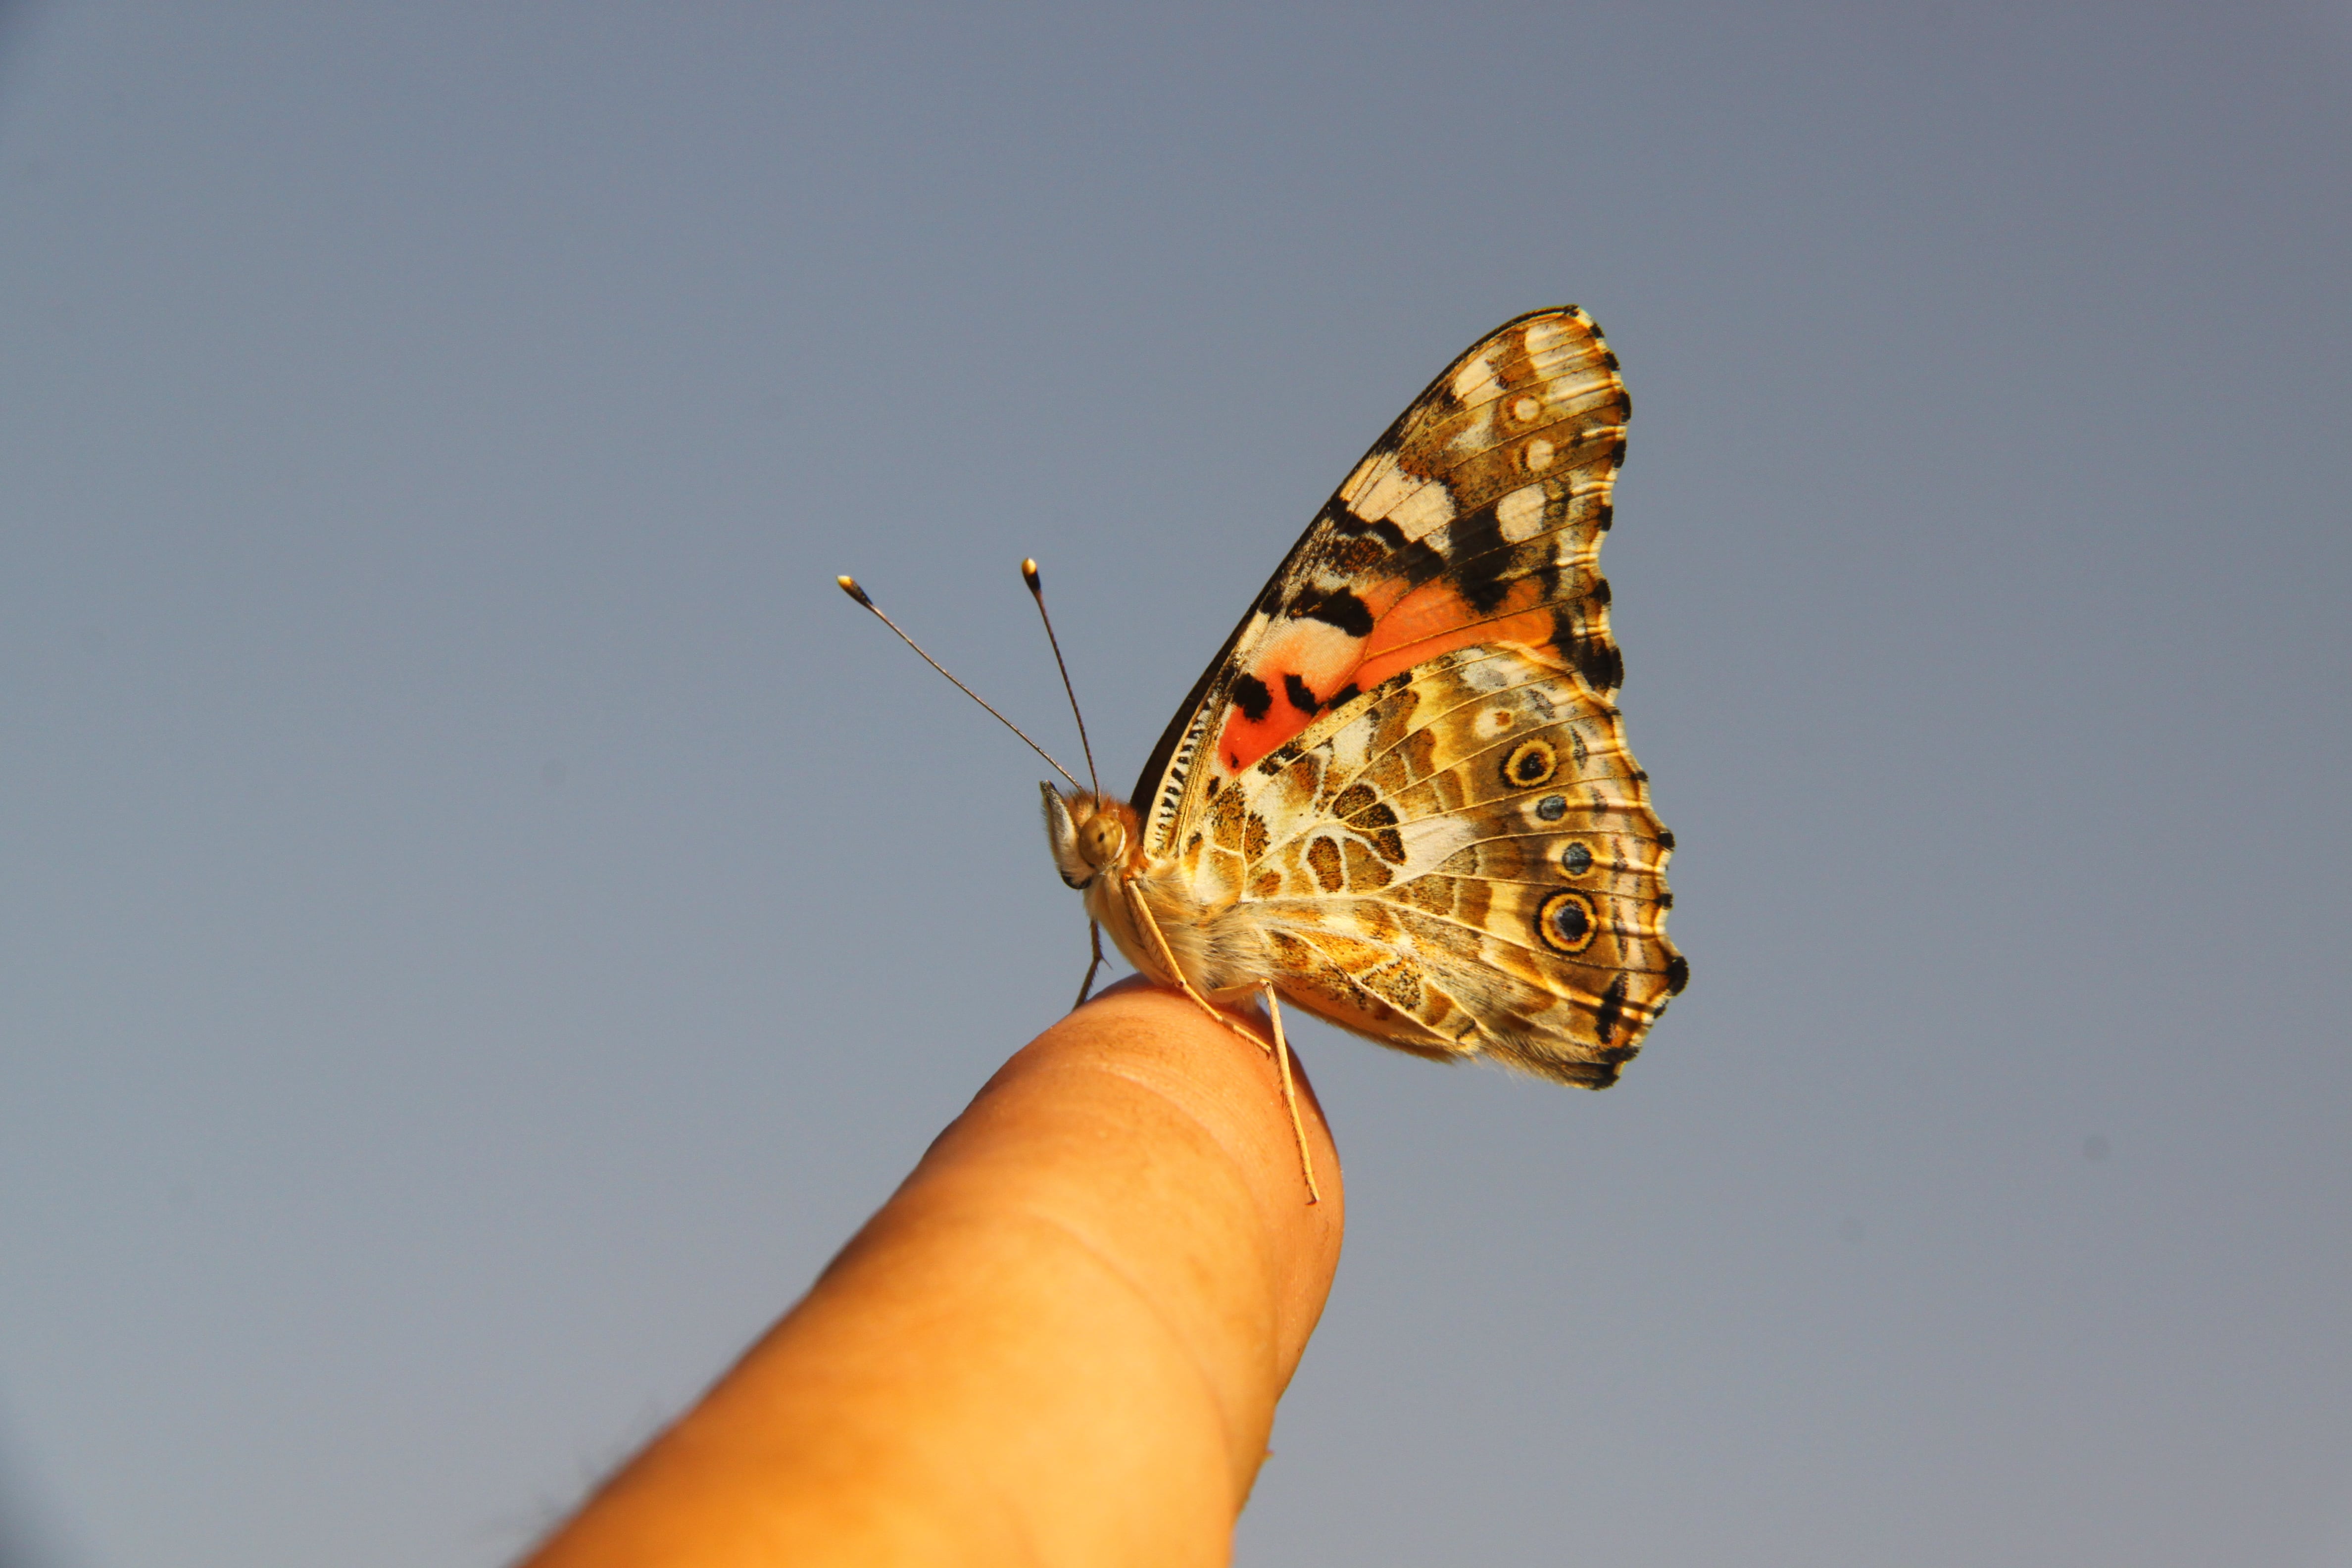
[{"left": 1031, "top": 979, "right": 1341, "bottom": 1252}]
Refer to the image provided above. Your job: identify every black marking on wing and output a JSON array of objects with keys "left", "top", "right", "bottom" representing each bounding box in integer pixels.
[
  {"left": 1592, "top": 974, "right": 1629, "bottom": 1044},
  {"left": 1384, "top": 537, "right": 1450, "bottom": 588},
  {"left": 1294, "top": 587, "right": 1375, "bottom": 637},
  {"left": 1231, "top": 674, "right": 1274, "bottom": 722},
  {"left": 1282, "top": 673, "right": 1322, "bottom": 715},
  {"left": 1322, "top": 499, "right": 1409, "bottom": 548},
  {"left": 1442, "top": 504, "right": 1516, "bottom": 614},
  {"left": 1569, "top": 631, "right": 1624, "bottom": 693}
]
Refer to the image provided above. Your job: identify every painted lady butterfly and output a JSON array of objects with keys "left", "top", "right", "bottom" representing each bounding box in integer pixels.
[{"left": 855, "top": 307, "right": 1684, "bottom": 1195}]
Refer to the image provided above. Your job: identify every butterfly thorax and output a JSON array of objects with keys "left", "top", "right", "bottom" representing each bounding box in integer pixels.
[{"left": 1041, "top": 784, "right": 1265, "bottom": 1001}]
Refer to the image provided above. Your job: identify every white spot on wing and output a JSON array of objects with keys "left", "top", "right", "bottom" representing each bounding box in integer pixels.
[
  {"left": 1496, "top": 483, "right": 1547, "bottom": 542},
  {"left": 1355, "top": 467, "right": 1457, "bottom": 539},
  {"left": 1386, "top": 476, "right": 1456, "bottom": 538},
  {"left": 1451, "top": 352, "right": 1504, "bottom": 404},
  {"left": 1522, "top": 317, "right": 1569, "bottom": 356},
  {"left": 1523, "top": 437, "right": 1556, "bottom": 473},
  {"left": 1336, "top": 452, "right": 1393, "bottom": 508}
]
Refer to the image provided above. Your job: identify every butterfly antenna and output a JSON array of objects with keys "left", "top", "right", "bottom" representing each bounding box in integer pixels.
[
  {"left": 1021, "top": 559, "right": 1100, "bottom": 798},
  {"left": 835, "top": 576, "right": 1083, "bottom": 791}
]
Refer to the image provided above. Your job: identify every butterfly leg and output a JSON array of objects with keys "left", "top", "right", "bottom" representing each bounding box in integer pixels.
[
  {"left": 1124, "top": 886, "right": 1321, "bottom": 1204},
  {"left": 1072, "top": 921, "right": 1105, "bottom": 1012},
  {"left": 1259, "top": 982, "right": 1322, "bottom": 1206}
]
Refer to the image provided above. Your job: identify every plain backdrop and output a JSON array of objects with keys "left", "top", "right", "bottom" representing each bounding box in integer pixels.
[{"left": 3, "top": 3, "right": 2349, "bottom": 1565}]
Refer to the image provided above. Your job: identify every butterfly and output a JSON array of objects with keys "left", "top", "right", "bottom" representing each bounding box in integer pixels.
[
  {"left": 847, "top": 307, "right": 1683, "bottom": 1199},
  {"left": 1042, "top": 307, "right": 1684, "bottom": 1145}
]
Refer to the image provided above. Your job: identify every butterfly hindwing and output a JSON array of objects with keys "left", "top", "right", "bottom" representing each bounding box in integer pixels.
[{"left": 1164, "top": 643, "right": 1682, "bottom": 1083}]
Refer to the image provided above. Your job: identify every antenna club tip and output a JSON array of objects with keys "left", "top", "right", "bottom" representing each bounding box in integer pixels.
[
  {"left": 836, "top": 576, "right": 874, "bottom": 607},
  {"left": 1021, "top": 558, "right": 1042, "bottom": 591}
]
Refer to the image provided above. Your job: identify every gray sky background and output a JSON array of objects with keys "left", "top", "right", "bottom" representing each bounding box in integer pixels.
[{"left": 3, "top": 3, "right": 2349, "bottom": 1565}]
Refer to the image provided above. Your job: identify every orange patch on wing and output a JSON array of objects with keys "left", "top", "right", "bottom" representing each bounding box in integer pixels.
[
  {"left": 1353, "top": 577, "right": 1552, "bottom": 689},
  {"left": 1215, "top": 619, "right": 1365, "bottom": 771},
  {"left": 1214, "top": 576, "right": 1554, "bottom": 775},
  {"left": 1219, "top": 710, "right": 1294, "bottom": 774}
]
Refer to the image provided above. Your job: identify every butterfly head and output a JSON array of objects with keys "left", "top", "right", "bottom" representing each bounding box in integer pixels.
[{"left": 1040, "top": 784, "right": 1138, "bottom": 890}]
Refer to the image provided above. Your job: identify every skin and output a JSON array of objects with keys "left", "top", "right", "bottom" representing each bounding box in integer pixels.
[{"left": 519, "top": 979, "right": 1344, "bottom": 1568}]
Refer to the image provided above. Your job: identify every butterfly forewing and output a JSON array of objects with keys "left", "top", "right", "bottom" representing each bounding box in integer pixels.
[{"left": 1132, "top": 306, "right": 1632, "bottom": 856}]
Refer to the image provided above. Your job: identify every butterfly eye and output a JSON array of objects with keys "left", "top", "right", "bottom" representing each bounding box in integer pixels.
[
  {"left": 1081, "top": 814, "right": 1127, "bottom": 869},
  {"left": 1559, "top": 840, "right": 1594, "bottom": 877},
  {"left": 1501, "top": 739, "right": 1558, "bottom": 789},
  {"left": 1538, "top": 891, "right": 1599, "bottom": 955}
]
